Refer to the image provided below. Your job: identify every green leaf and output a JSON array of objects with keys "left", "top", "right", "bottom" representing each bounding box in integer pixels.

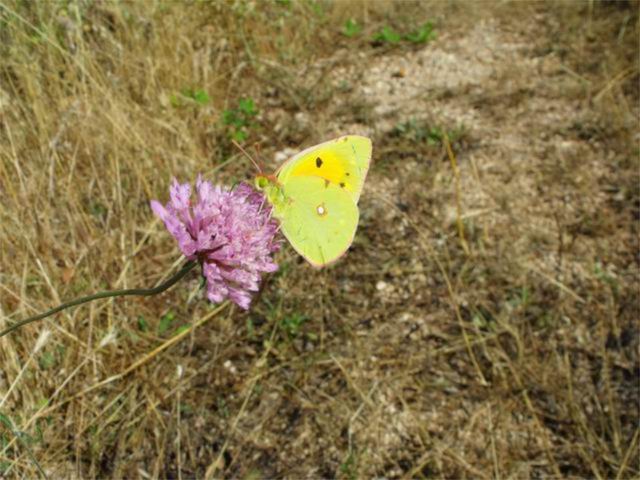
[
  {"left": 280, "top": 313, "right": 308, "bottom": 337},
  {"left": 472, "top": 314, "right": 487, "bottom": 329},
  {"left": 222, "top": 109, "right": 238, "bottom": 126},
  {"left": 158, "top": 311, "right": 176, "bottom": 335},
  {"left": 169, "top": 94, "right": 181, "bottom": 108},
  {"left": 340, "top": 451, "right": 358, "bottom": 480},
  {"left": 373, "top": 25, "right": 401, "bottom": 44},
  {"left": 222, "top": 98, "right": 258, "bottom": 142},
  {"left": 137, "top": 316, "right": 149, "bottom": 332},
  {"left": 343, "top": 18, "right": 362, "bottom": 38},
  {"left": 405, "top": 21, "right": 435, "bottom": 44},
  {"left": 308, "top": 0, "right": 323, "bottom": 17},
  {"left": 192, "top": 89, "right": 210, "bottom": 105},
  {"left": 216, "top": 397, "right": 229, "bottom": 418},
  {"left": 89, "top": 201, "right": 107, "bottom": 218},
  {"left": 0, "top": 413, "right": 12, "bottom": 429},
  {"left": 427, "top": 126, "right": 443, "bottom": 145},
  {"left": 174, "top": 88, "right": 210, "bottom": 107},
  {"left": 232, "top": 129, "right": 248, "bottom": 142},
  {"left": 246, "top": 317, "right": 255, "bottom": 338},
  {"left": 238, "top": 97, "right": 257, "bottom": 116},
  {"left": 174, "top": 325, "right": 190, "bottom": 336}
]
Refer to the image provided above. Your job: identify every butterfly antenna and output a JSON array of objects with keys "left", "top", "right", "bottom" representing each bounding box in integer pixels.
[
  {"left": 232, "top": 139, "right": 262, "bottom": 174},
  {"left": 252, "top": 142, "right": 267, "bottom": 173}
]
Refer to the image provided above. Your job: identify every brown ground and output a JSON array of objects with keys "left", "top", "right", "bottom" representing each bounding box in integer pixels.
[{"left": 0, "top": 1, "right": 638, "bottom": 478}]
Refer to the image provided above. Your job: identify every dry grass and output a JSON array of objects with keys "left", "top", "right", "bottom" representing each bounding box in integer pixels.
[{"left": 0, "top": 0, "right": 638, "bottom": 478}]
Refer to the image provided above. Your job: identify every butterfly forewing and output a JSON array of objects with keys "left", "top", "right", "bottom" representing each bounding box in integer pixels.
[{"left": 276, "top": 135, "right": 372, "bottom": 204}]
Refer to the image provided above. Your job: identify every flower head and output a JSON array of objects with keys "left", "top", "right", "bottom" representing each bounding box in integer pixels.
[{"left": 151, "top": 176, "right": 279, "bottom": 309}]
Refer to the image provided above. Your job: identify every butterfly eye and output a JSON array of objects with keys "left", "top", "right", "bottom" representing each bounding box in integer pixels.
[{"left": 255, "top": 176, "right": 269, "bottom": 189}]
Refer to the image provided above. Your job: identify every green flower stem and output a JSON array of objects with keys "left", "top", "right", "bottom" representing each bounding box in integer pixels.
[{"left": 0, "top": 261, "right": 198, "bottom": 339}]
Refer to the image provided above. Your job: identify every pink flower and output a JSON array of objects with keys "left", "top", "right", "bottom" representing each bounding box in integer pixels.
[{"left": 151, "top": 176, "right": 279, "bottom": 309}]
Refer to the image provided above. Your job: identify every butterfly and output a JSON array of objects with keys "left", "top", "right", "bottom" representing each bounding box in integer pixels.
[{"left": 255, "top": 135, "right": 372, "bottom": 267}]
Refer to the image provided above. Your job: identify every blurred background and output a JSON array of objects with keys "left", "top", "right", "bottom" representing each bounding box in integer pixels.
[{"left": 0, "top": 0, "right": 638, "bottom": 477}]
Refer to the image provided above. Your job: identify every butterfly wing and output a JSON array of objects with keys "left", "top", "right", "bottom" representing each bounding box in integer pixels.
[
  {"left": 276, "top": 135, "right": 372, "bottom": 203},
  {"left": 276, "top": 175, "right": 359, "bottom": 267}
]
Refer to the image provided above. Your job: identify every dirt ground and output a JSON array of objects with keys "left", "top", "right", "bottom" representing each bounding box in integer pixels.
[{"left": 0, "top": 1, "right": 638, "bottom": 478}]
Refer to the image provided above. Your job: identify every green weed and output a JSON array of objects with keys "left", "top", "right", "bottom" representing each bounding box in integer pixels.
[
  {"left": 222, "top": 97, "right": 258, "bottom": 142},
  {"left": 179, "top": 403, "right": 194, "bottom": 415},
  {"left": 89, "top": 201, "right": 108, "bottom": 220},
  {"left": 137, "top": 316, "right": 149, "bottom": 332},
  {"left": 156, "top": 311, "right": 188, "bottom": 336},
  {"left": 506, "top": 286, "right": 531, "bottom": 310},
  {"left": 373, "top": 25, "right": 401, "bottom": 44},
  {"left": 280, "top": 312, "right": 308, "bottom": 338},
  {"left": 38, "top": 345, "right": 65, "bottom": 371},
  {"left": 307, "top": 0, "right": 324, "bottom": 17},
  {"left": 405, "top": 21, "right": 435, "bottom": 44},
  {"left": 158, "top": 311, "right": 176, "bottom": 336},
  {"left": 393, "top": 119, "right": 465, "bottom": 146},
  {"left": 373, "top": 21, "right": 435, "bottom": 45},
  {"left": 246, "top": 317, "right": 256, "bottom": 339},
  {"left": 594, "top": 261, "right": 620, "bottom": 298},
  {"left": 0, "top": 413, "right": 11, "bottom": 430},
  {"left": 340, "top": 450, "right": 359, "bottom": 480},
  {"left": 174, "top": 324, "right": 190, "bottom": 335},
  {"left": 216, "top": 397, "right": 230, "bottom": 418},
  {"left": 343, "top": 18, "right": 362, "bottom": 38},
  {"left": 170, "top": 88, "right": 211, "bottom": 108}
]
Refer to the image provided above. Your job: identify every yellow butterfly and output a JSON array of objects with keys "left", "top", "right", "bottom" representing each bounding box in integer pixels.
[{"left": 255, "top": 135, "right": 372, "bottom": 266}]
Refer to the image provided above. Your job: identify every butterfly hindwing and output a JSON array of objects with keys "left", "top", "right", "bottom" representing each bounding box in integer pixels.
[
  {"left": 276, "top": 175, "right": 359, "bottom": 267},
  {"left": 276, "top": 135, "right": 372, "bottom": 203}
]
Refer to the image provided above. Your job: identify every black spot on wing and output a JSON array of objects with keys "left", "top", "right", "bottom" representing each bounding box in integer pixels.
[
  {"left": 339, "top": 182, "right": 345, "bottom": 188},
  {"left": 316, "top": 157, "right": 323, "bottom": 168}
]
